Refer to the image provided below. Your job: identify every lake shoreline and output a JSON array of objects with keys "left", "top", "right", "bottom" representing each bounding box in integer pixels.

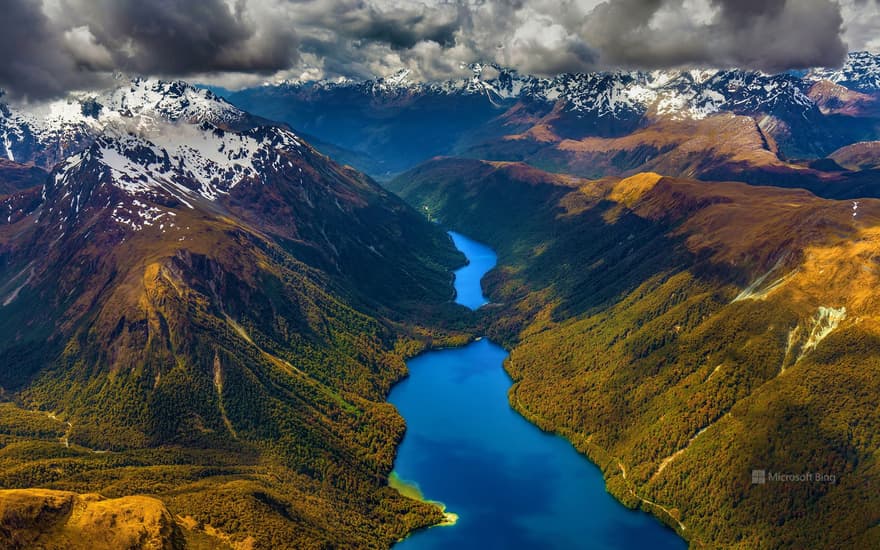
[
  {"left": 389, "top": 472, "right": 460, "bottom": 530},
  {"left": 387, "top": 231, "right": 685, "bottom": 549}
]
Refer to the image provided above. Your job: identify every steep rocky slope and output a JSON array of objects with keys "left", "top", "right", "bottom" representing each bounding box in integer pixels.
[{"left": 0, "top": 160, "right": 46, "bottom": 196}]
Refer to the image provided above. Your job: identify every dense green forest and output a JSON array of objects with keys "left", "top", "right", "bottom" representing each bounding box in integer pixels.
[
  {"left": 390, "top": 161, "right": 880, "bottom": 548},
  {"left": 0, "top": 146, "right": 473, "bottom": 548}
]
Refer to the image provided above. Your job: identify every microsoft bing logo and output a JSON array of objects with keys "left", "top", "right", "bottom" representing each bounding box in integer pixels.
[{"left": 749, "top": 469, "right": 836, "bottom": 484}]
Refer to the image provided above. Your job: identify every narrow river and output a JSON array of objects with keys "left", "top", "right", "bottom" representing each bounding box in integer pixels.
[{"left": 389, "top": 231, "right": 685, "bottom": 549}]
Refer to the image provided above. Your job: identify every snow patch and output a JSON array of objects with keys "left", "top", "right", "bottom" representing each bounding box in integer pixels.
[
  {"left": 2, "top": 130, "right": 13, "bottom": 161},
  {"left": 84, "top": 122, "right": 301, "bottom": 207}
]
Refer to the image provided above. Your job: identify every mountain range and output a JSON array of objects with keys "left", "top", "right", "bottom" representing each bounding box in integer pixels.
[
  {"left": 1, "top": 52, "right": 879, "bottom": 549},
  {"left": 227, "top": 52, "right": 880, "bottom": 182}
]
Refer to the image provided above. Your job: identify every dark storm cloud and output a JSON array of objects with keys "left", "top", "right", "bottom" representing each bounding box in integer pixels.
[
  {"left": 712, "top": 0, "right": 786, "bottom": 24},
  {"left": 0, "top": 0, "right": 99, "bottom": 100},
  {"left": 0, "top": 0, "right": 299, "bottom": 100},
  {"left": 708, "top": 0, "right": 847, "bottom": 70},
  {"left": 336, "top": 6, "right": 459, "bottom": 49},
  {"left": 67, "top": 0, "right": 299, "bottom": 75},
  {"left": 0, "top": 0, "right": 877, "bottom": 99},
  {"left": 583, "top": 0, "right": 848, "bottom": 73}
]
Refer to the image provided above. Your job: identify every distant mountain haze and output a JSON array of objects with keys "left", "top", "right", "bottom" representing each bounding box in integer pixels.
[{"left": 225, "top": 53, "right": 880, "bottom": 182}]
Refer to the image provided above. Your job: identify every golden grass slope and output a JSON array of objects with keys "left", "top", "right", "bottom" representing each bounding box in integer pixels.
[
  {"left": 608, "top": 172, "right": 664, "bottom": 207},
  {"left": 0, "top": 489, "right": 179, "bottom": 550}
]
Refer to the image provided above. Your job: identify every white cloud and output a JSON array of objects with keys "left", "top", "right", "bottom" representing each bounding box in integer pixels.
[
  {"left": 63, "top": 26, "right": 114, "bottom": 70},
  {"left": 841, "top": 0, "right": 880, "bottom": 51},
  {"left": 3, "top": 0, "right": 880, "bottom": 98}
]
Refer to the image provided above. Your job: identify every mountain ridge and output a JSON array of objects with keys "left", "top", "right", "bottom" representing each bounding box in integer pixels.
[
  {"left": 0, "top": 76, "right": 468, "bottom": 548},
  {"left": 388, "top": 159, "right": 880, "bottom": 549},
  {"left": 226, "top": 52, "right": 880, "bottom": 179}
]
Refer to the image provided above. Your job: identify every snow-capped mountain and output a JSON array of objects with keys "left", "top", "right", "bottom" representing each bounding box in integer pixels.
[
  {"left": 270, "top": 52, "right": 880, "bottom": 123},
  {"left": 232, "top": 58, "right": 871, "bottom": 177},
  {"left": 0, "top": 72, "right": 458, "bottom": 329},
  {"left": 54, "top": 122, "right": 301, "bottom": 207},
  {"left": 0, "top": 78, "right": 252, "bottom": 169},
  {"left": 260, "top": 62, "right": 835, "bottom": 129},
  {"left": 42, "top": 122, "right": 305, "bottom": 236},
  {"left": 0, "top": 75, "right": 399, "bottom": 258},
  {"left": 807, "top": 51, "right": 880, "bottom": 93}
]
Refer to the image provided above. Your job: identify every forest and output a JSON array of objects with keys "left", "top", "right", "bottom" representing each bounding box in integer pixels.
[{"left": 389, "top": 161, "right": 880, "bottom": 548}]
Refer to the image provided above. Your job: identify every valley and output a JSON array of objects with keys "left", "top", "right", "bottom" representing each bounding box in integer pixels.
[
  {"left": 388, "top": 163, "right": 880, "bottom": 548},
  {"left": 389, "top": 232, "right": 684, "bottom": 549},
  {"left": 0, "top": 38, "right": 879, "bottom": 550}
]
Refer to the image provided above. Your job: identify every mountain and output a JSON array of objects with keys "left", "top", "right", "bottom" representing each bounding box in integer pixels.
[
  {"left": 465, "top": 66, "right": 880, "bottom": 178},
  {"left": 226, "top": 70, "right": 514, "bottom": 180},
  {"left": 829, "top": 140, "right": 880, "bottom": 170},
  {"left": 0, "top": 78, "right": 267, "bottom": 170},
  {"left": 0, "top": 160, "right": 45, "bottom": 195},
  {"left": 807, "top": 51, "right": 880, "bottom": 93},
  {"left": 806, "top": 79, "right": 879, "bottom": 117},
  {"left": 388, "top": 159, "right": 880, "bottom": 549},
  {"left": 0, "top": 79, "right": 467, "bottom": 548},
  {"left": 226, "top": 53, "right": 880, "bottom": 179}
]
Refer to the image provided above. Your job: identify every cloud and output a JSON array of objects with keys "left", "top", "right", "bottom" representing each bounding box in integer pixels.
[
  {"left": 0, "top": 0, "right": 878, "bottom": 99},
  {"left": 842, "top": 0, "right": 880, "bottom": 52},
  {"left": 581, "top": 0, "right": 847, "bottom": 73},
  {"left": 0, "top": 0, "right": 104, "bottom": 100},
  {"left": 1, "top": 0, "right": 299, "bottom": 100},
  {"left": 68, "top": 0, "right": 299, "bottom": 75}
]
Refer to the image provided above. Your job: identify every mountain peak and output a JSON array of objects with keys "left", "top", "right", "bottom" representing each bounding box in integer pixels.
[
  {"left": 47, "top": 121, "right": 304, "bottom": 216},
  {"left": 1, "top": 77, "right": 253, "bottom": 169},
  {"left": 807, "top": 51, "right": 880, "bottom": 92},
  {"left": 381, "top": 69, "right": 413, "bottom": 87}
]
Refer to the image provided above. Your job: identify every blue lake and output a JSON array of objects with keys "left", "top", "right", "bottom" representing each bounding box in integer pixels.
[
  {"left": 388, "top": 231, "right": 686, "bottom": 549},
  {"left": 448, "top": 232, "right": 497, "bottom": 310}
]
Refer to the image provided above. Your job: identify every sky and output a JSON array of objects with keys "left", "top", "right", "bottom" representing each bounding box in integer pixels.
[{"left": 1, "top": 0, "right": 880, "bottom": 100}]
